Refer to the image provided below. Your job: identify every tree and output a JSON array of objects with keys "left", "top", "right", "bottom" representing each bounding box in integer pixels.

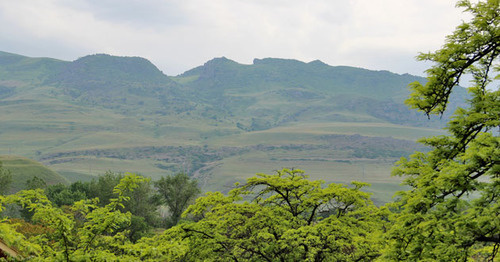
[
  {"left": 25, "top": 176, "right": 47, "bottom": 190},
  {"left": 0, "top": 173, "right": 147, "bottom": 261},
  {"left": 0, "top": 161, "right": 12, "bottom": 195},
  {"left": 142, "top": 169, "right": 388, "bottom": 261},
  {"left": 385, "top": 0, "right": 499, "bottom": 260},
  {"left": 87, "top": 171, "right": 122, "bottom": 206},
  {"left": 46, "top": 183, "right": 87, "bottom": 207},
  {"left": 85, "top": 172, "right": 160, "bottom": 242},
  {"left": 155, "top": 173, "right": 200, "bottom": 227}
]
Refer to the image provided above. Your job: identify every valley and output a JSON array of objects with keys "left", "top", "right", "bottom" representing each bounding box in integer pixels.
[{"left": 0, "top": 51, "right": 463, "bottom": 203}]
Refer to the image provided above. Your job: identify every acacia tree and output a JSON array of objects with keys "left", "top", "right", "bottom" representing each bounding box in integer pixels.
[
  {"left": 385, "top": 0, "right": 499, "bottom": 260},
  {"left": 138, "top": 169, "right": 388, "bottom": 261}
]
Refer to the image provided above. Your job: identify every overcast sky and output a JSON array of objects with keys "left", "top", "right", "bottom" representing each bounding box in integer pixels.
[{"left": 0, "top": 0, "right": 467, "bottom": 76}]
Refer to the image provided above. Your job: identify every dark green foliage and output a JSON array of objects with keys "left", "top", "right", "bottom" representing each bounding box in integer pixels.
[
  {"left": 38, "top": 172, "right": 161, "bottom": 242},
  {"left": 85, "top": 172, "right": 160, "bottom": 241},
  {"left": 25, "top": 176, "right": 46, "bottom": 190},
  {"left": 45, "top": 183, "right": 87, "bottom": 207},
  {"left": 122, "top": 177, "right": 161, "bottom": 234},
  {"left": 86, "top": 171, "right": 123, "bottom": 206},
  {"left": 155, "top": 173, "right": 200, "bottom": 227}
]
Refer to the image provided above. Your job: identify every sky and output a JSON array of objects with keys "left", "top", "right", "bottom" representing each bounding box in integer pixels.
[{"left": 0, "top": 0, "right": 467, "bottom": 76}]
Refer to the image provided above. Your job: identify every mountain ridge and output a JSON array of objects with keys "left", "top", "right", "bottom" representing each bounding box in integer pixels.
[{"left": 0, "top": 50, "right": 467, "bottom": 202}]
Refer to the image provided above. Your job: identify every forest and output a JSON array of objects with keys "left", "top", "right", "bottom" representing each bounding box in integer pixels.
[{"left": 0, "top": 0, "right": 498, "bottom": 261}]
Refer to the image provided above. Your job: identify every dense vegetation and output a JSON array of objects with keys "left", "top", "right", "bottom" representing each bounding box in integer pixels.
[{"left": 0, "top": 0, "right": 498, "bottom": 260}]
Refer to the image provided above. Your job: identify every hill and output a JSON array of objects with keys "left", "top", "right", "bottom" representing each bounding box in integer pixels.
[
  {"left": 0, "top": 155, "right": 68, "bottom": 193},
  {"left": 175, "top": 57, "right": 467, "bottom": 130},
  {"left": 47, "top": 54, "right": 193, "bottom": 114},
  {"left": 0, "top": 51, "right": 469, "bottom": 203}
]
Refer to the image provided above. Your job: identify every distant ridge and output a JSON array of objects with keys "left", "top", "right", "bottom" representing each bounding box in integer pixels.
[{"left": 0, "top": 50, "right": 469, "bottom": 202}]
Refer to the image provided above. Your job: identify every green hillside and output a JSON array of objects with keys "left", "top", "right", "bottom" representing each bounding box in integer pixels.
[
  {"left": 0, "top": 51, "right": 468, "bottom": 203},
  {"left": 175, "top": 57, "right": 467, "bottom": 129},
  {"left": 0, "top": 155, "right": 68, "bottom": 193},
  {"left": 47, "top": 54, "right": 193, "bottom": 114}
]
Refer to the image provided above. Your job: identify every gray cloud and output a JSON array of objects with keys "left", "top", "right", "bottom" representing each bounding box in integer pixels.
[
  {"left": 58, "top": 0, "right": 191, "bottom": 29},
  {"left": 0, "top": 0, "right": 465, "bottom": 76}
]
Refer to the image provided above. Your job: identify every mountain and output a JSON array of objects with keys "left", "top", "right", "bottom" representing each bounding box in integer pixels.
[
  {"left": 0, "top": 51, "right": 66, "bottom": 83},
  {"left": 176, "top": 57, "right": 467, "bottom": 129},
  {"left": 0, "top": 51, "right": 468, "bottom": 203}
]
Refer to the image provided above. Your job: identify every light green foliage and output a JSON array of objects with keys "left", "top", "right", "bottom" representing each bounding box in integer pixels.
[
  {"left": 407, "top": 0, "right": 498, "bottom": 116},
  {"left": 386, "top": 0, "right": 499, "bottom": 260},
  {"left": 0, "top": 195, "right": 43, "bottom": 260},
  {"left": 122, "top": 226, "right": 189, "bottom": 261},
  {"left": 0, "top": 161, "right": 12, "bottom": 195},
  {"left": 0, "top": 173, "right": 146, "bottom": 261},
  {"left": 155, "top": 173, "right": 200, "bottom": 227},
  {"left": 142, "top": 169, "right": 388, "bottom": 261}
]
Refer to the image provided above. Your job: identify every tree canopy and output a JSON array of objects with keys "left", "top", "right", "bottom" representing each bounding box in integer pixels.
[
  {"left": 0, "top": 173, "right": 147, "bottom": 261},
  {"left": 386, "top": 0, "right": 499, "bottom": 260},
  {"left": 134, "top": 169, "right": 388, "bottom": 261},
  {"left": 155, "top": 173, "right": 200, "bottom": 227}
]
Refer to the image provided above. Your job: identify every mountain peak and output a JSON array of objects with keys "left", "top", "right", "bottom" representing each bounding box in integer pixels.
[
  {"left": 74, "top": 53, "right": 166, "bottom": 75},
  {"left": 50, "top": 53, "right": 175, "bottom": 97},
  {"left": 252, "top": 58, "right": 306, "bottom": 66},
  {"left": 307, "top": 60, "right": 328, "bottom": 66},
  {"left": 203, "top": 56, "right": 238, "bottom": 66}
]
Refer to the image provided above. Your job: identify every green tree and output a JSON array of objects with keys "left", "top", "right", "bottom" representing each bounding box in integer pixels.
[
  {"left": 87, "top": 171, "right": 122, "bottom": 206},
  {"left": 85, "top": 172, "right": 160, "bottom": 242},
  {"left": 1, "top": 173, "right": 146, "bottom": 261},
  {"left": 385, "top": 0, "right": 499, "bottom": 260},
  {"left": 155, "top": 173, "right": 200, "bottom": 227},
  {"left": 122, "top": 177, "right": 161, "bottom": 242},
  {"left": 25, "top": 176, "right": 47, "bottom": 190},
  {"left": 0, "top": 161, "right": 12, "bottom": 195},
  {"left": 141, "top": 169, "right": 388, "bottom": 261},
  {"left": 19, "top": 176, "right": 48, "bottom": 221},
  {"left": 45, "top": 183, "right": 87, "bottom": 207}
]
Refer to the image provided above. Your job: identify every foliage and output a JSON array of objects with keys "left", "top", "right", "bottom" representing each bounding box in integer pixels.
[
  {"left": 141, "top": 169, "right": 388, "bottom": 261},
  {"left": 386, "top": 0, "right": 500, "bottom": 260},
  {"left": 155, "top": 173, "right": 200, "bottom": 227},
  {"left": 45, "top": 183, "right": 87, "bottom": 207},
  {"left": 0, "top": 173, "right": 146, "bottom": 261},
  {"left": 86, "top": 172, "right": 123, "bottom": 206},
  {"left": 25, "top": 176, "right": 47, "bottom": 190},
  {"left": 0, "top": 161, "right": 12, "bottom": 195},
  {"left": 44, "top": 172, "right": 160, "bottom": 243}
]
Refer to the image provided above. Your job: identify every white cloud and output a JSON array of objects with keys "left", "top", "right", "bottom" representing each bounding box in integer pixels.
[{"left": 0, "top": 0, "right": 466, "bottom": 76}]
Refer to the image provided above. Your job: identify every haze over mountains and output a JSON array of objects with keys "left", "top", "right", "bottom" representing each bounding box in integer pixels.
[{"left": 0, "top": 51, "right": 467, "bottom": 203}]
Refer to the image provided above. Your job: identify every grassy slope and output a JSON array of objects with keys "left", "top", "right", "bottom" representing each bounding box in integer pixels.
[
  {"left": 0, "top": 155, "right": 68, "bottom": 193},
  {"left": 0, "top": 52, "right": 457, "bottom": 203}
]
